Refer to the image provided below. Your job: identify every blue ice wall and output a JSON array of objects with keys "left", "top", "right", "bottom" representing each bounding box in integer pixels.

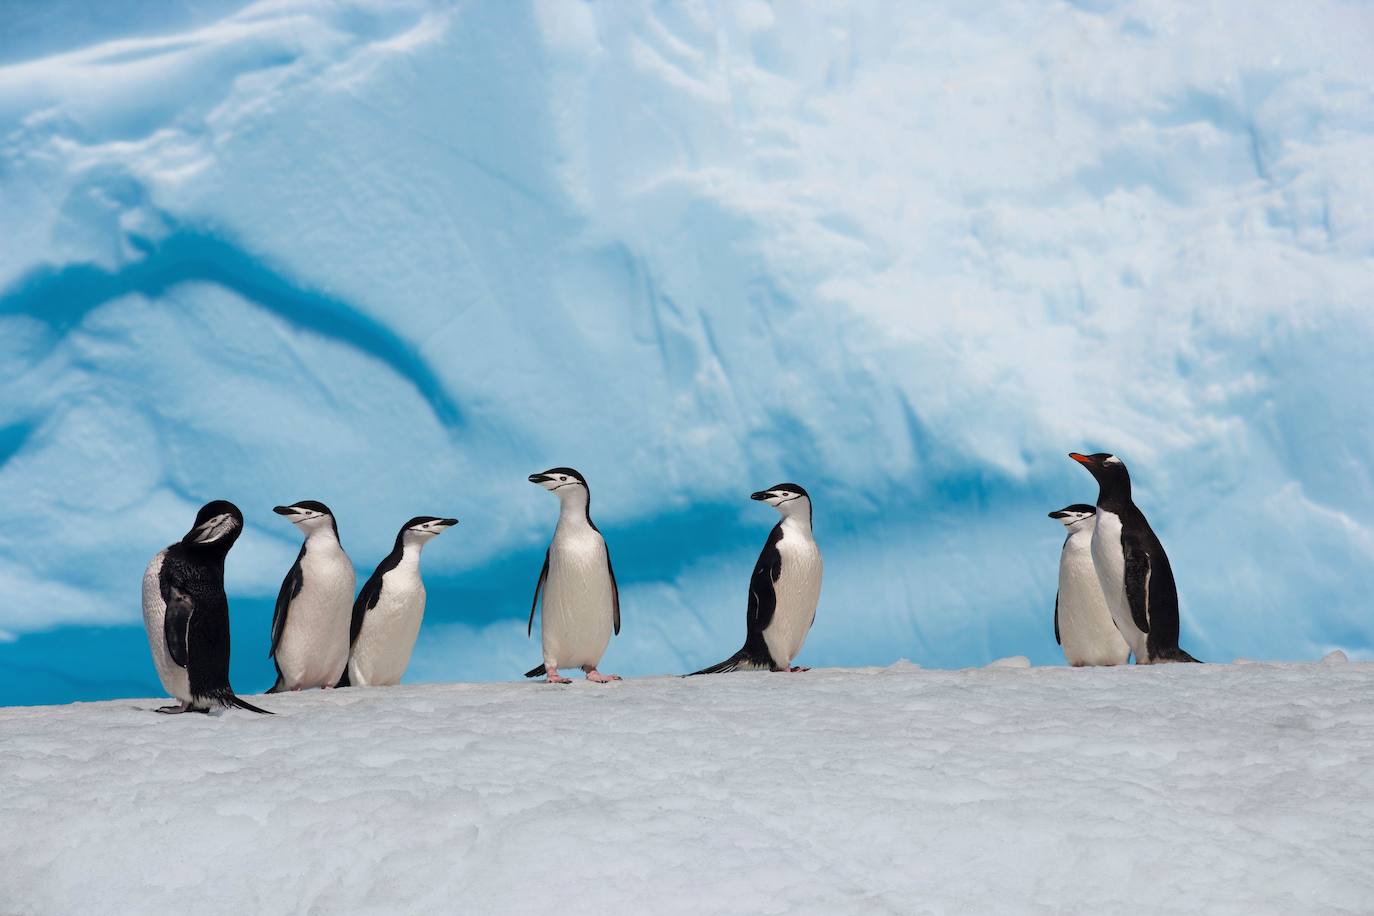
[{"left": 2, "top": 0, "right": 1373, "bottom": 704}]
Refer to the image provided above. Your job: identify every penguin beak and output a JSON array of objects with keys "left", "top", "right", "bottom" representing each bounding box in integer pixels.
[
  {"left": 528, "top": 474, "right": 551, "bottom": 484},
  {"left": 1048, "top": 510, "right": 1066, "bottom": 519},
  {"left": 1069, "top": 452, "right": 1096, "bottom": 466},
  {"left": 272, "top": 505, "right": 295, "bottom": 516},
  {"left": 750, "top": 491, "right": 772, "bottom": 501},
  {"left": 439, "top": 518, "right": 459, "bottom": 527}
]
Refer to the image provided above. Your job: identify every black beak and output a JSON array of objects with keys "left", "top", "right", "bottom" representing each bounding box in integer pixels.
[
  {"left": 750, "top": 491, "right": 771, "bottom": 501},
  {"left": 529, "top": 474, "right": 550, "bottom": 484},
  {"left": 439, "top": 518, "right": 459, "bottom": 527},
  {"left": 272, "top": 505, "right": 295, "bottom": 515}
]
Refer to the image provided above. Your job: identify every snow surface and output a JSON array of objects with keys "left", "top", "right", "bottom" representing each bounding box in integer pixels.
[
  {"left": 4, "top": 663, "right": 1374, "bottom": 914},
  {"left": 3, "top": 1, "right": 1374, "bottom": 703}
]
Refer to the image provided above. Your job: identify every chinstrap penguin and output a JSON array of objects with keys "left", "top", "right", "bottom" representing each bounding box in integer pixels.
[
  {"left": 1048, "top": 504, "right": 1130, "bottom": 667},
  {"left": 689, "top": 483, "right": 823, "bottom": 675},
  {"left": 340, "top": 516, "right": 457, "bottom": 688},
  {"left": 524, "top": 467, "right": 621, "bottom": 684},
  {"left": 267, "top": 501, "right": 356, "bottom": 693},
  {"left": 140, "top": 500, "right": 272, "bottom": 714},
  {"left": 1069, "top": 453, "right": 1199, "bottom": 664}
]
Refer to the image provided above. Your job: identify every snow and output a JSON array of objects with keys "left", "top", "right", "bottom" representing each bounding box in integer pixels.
[
  {"left": 3, "top": 663, "right": 1373, "bottom": 914},
  {"left": 3, "top": 1, "right": 1374, "bottom": 704}
]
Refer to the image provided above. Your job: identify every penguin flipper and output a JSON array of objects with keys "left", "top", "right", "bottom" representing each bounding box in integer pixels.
[
  {"left": 163, "top": 584, "right": 194, "bottom": 669},
  {"left": 606, "top": 548, "right": 621, "bottom": 636},
  {"left": 746, "top": 525, "right": 785, "bottom": 637},
  {"left": 528, "top": 549, "right": 549, "bottom": 637},
  {"left": 350, "top": 565, "right": 386, "bottom": 648},
  {"left": 525, "top": 664, "right": 547, "bottom": 678},
  {"left": 1053, "top": 591, "right": 1061, "bottom": 646},
  {"left": 1122, "top": 534, "right": 1154, "bottom": 635},
  {"left": 269, "top": 544, "right": 305, "bottom": 659}
]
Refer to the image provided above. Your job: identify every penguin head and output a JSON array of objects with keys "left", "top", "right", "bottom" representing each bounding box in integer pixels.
[
  {"left": 751, "top": 483, "right": 812, "bottom": 521},
  {"left": 1069, "top": 452, "right": 1131, "bottom": 507},
  {"left": 1048, "top": 503, "right": 1097, "bottom": 530},
  {"left": 528, "top": 467, "right": 587, "bottom": 493},
  {"left": 398, "top": 516, "right": 459, "bottom": 546},
  {"left": 182, "top": 500, "right": 244, "bottom": 550},
  {"left": 273, "top": 500, "right": 339, "bottom": 538}
]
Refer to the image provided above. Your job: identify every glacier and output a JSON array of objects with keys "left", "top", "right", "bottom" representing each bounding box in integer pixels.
[
  {"left": 4, "top": 663, "right": 1374, "bottom": 913},
  {"left": 2, "top": 0, "right": 1374, "bottom": 705}
]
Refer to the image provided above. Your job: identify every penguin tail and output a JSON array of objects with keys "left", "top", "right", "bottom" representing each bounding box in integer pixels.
[
  {"left": 1156, "top": 647, "right": 1202, "bottom": 664},
  {"left": 227, "top": 694, "right": 274, "bottom": 715},
  {"left": 685, "top": 647, "right": 773, "bottom": 677},
  {"left": 525, "top": 664, "right": 547, "bottom": 678}
]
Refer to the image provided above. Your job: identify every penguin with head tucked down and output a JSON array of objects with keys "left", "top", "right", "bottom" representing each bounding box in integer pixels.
[{"left": 141, "top": 500, "right": 272, "bottom": 714}]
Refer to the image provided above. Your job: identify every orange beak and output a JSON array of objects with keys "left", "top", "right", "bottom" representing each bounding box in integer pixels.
[{"left": 1069, "top": 452, "right": 1095, "bottom": 465}]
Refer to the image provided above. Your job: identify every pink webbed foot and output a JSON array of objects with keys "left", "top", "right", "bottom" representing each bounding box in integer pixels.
[
  {"left": 583, "top": 669, "right": 622, "bottom": 683},
  {"left": 545, "top": 668, "right": 573, "bottom": 684},
  {"left": 789, "top": 666, "right": 810, "bottom": 672}
]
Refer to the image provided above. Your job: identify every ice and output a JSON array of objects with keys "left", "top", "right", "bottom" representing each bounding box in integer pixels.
[
  {"left": 3, "top": 1, "right": 1374, "bottom": 704},
  {"left": 3, "top": 663, "right": 1374, "bottom": 914}
]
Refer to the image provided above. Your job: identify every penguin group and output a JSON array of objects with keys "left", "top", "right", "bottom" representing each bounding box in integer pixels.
[{"left": 140, "top": 450, "right": 1195, "bottom": 714}]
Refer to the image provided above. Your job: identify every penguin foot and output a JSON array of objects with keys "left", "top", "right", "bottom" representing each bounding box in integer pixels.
[
  {"left": 584, "top": 669, "right": 622, "bottom": 683},
  {"left": 155, "top": 702, "right": 208, "bottom": 715},
  {"left": 545, "top": 669, "right": 573, "bottom": 684},
  {"left": 788, "top": 666, "right": 811, "bottom": 673}
]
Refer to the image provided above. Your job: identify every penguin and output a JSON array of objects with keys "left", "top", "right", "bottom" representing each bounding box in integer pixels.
[
  {"left": 266, "top": 500, "right": 356, "bottom": 692},
  {"left": 1048, "top": 503, "right": 1131, "bottom": 667},
  {"left": 1069, "top": 452, "right": 1199, "bottom": 664},
  {"left": 140, "top": 500, "right": 272, "bottom": 714},
  {"left": 524, "top": 467, "right": 621, "bottom": 684},
  {"left": 341, "top": 516, "right": 457, "bottom": 687},
  {"left": 689, "top": 483, "right": 823, "bottom": 675}
]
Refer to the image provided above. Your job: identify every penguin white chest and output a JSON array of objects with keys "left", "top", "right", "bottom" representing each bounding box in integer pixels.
[
  {"left": 350, "top": 562, "right": 426, "bottom": 687},
  {"left": 276, "top": 543, "right": 356, "bottom": 689},
  {"left": 1089, "top": 509, "right": 1146, "bottom": 659},
  {"left": 141, "top": 551, "right": 190, "bottom": 703},
  {"left": 541, "top": 529, "right": 614, "bottom": 670},
  {"left": 1058, "top": 525, "right": 1130, "bottom": 667},
  {"left": 762, "top": 530, "right": 823, "bottom": 668}
]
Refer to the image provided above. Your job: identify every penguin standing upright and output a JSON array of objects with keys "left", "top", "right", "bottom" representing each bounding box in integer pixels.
[
  {"left": 524, "top": 468, "right": 621, "bottom": 684},
  {"left": 1069, "top": 452, "right": 1199, "bottom": 664},
  {"left": 267, "top": 501, "right": 355, "bottom": 692},
  {"left": 689, "top": 483, "right": 823, "bottom": 675},
  {"left": 342, "top": 516, "right": 457, "bottom": 687},
  {"left": 1048, "top": 503, "right": 1130, "bottom": 667},
  {"left": 140, "top": 500, "right": 272, "bottom": 714}
]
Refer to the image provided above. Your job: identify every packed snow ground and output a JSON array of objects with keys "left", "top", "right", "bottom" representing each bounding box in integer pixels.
[{"left": 4, "top": 663, "right": 1373, "bottom": 915}]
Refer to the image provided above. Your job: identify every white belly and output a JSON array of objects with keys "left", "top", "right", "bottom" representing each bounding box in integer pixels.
[
  {"left": 141, "top": 551, "right": 190, "bottom": 703},
  {"left": 762, "top": 534, "right": 823, "bottom": 668},
  {"left": 276, "top": 548, "right": 355, "bottom": 689},
  {"left": 349, "top": 571, "right": 425, "bottom": 687},
  {"left": 1058, "top": 529, "right": 1130, "bottom": 667},
  {"left": 541, "top": 534, "right": 614, "bottom": 671},
  {"left": 1090, "top": 510, "right": 1147, "bottom": 662}
]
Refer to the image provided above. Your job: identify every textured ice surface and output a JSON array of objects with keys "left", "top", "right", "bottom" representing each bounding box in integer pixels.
[
  {"left": 2, "top": 1, "right": 1374, "bottom": 703},
  {"left": 4, "top": 663, "right": 1374, "bottom": 914}
]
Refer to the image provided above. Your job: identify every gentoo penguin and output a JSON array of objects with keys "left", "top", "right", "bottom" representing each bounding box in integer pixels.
[
  {"left": 1048, "top": 504, "right": 1131, "bottom": 667},
  {"left": 341, "top": 516, "right": 457, "bottom": 687},
  {"left": 524, "top": 467, "right": 621, "bottom": 684},
  {"left": 689, "top": 483, "right": 823, "bottom": 674},
  {"left": 267, "top": 501, "right": 356, "bottom": 692},
  {"left": 1069, "top": 453, "right": 1199, "bottom": 664},
  {"left": 140, "top": 500, "right": 272, "bottom": 714}
]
